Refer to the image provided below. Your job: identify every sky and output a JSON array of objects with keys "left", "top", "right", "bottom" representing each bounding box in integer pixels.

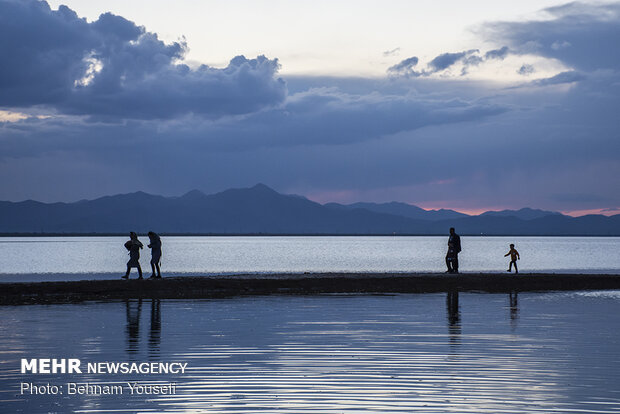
[{"left": 0, "top": 0, "right": 619, "bottom": 216}]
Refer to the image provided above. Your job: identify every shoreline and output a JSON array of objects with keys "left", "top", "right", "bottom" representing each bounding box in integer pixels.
[{"left": 2, "top": 272, "right": 620, "bottom": 305}]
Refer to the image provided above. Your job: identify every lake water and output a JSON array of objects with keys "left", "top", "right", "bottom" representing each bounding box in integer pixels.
[
  {"left": 0, "top": 236, "right": 618, "bottom": 282},
  {"left": 1, "top": 292, "right": 620, "bottom": 413}
]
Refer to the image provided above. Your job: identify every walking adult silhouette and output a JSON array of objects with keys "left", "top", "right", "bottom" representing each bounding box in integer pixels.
[
  {"left": 122, "top": 232, "right": 143, "bottom": 280},
  {"left": 147, "top": 231, "right": 162, "bottom": 279},
  {"left": 445, "top": 227, "right": 461, "bottom": 274}
]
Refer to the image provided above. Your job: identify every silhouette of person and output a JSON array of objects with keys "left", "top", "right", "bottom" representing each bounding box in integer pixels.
[
  {"left": 147, "top": 231, "right": 162, "bottom": 279},
  {"left": 504, "top": 243, "right": 520, "bottom": 273},
  {"left": 445, "top": 227, "right": 461, "bottom": 274},
  {"left": 122, "top": 231, "right": 144, "bottom": 280}
]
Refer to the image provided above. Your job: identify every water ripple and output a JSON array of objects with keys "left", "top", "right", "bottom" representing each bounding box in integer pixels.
[{"left": 1, "top": 293, "right": 619, "bottom": 413}]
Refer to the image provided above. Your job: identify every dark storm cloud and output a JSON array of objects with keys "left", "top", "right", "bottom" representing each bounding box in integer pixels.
[
  {"left": 0, "top": 0, "right": 286, "bottom": 119},
  {"left": 0, "top": 88, "right": 507, "bottom": 158},
  {"left": 2, "top": 87, "right": 618, "bottom": 210},
  {"left": 0, "top": 0, "right": 93, "bottom": 106},
  {"left": 66, "top": 54, "right": 286, "bottom": 120},
  {"left": 483, "top": 2, "right": 620, "bottom": 71},
  {"left": 219, "top": 88, "right": 506, "bottom": 148},
  {"left": 1, "top": 68, "right": 619, "bottom": 211},
  {"left": 0, "top": 0, "right": 619, "bottom": 214}
]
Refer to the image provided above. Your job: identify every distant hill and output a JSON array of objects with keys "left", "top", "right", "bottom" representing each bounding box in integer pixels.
[
  {"left": 326, "top": 201, "right": 468, "bottom": 221},
  {"left": 0, "top": 184, "right": 426, "bottom": 234},
  {"left": 480, "top": 208, "right": 562, "bottom": 220},
  {"left": 0, "top": 184, "right": 618, "bottom": 235}
]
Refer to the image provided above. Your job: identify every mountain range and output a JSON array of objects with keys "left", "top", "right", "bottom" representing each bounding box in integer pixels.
[{"left": 0, "top": 184, "right": 618, "bottom": 235}]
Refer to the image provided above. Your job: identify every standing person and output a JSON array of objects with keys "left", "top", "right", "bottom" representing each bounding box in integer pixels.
[
  {"left": 147, "top": 231, "right": 162, "bottom": 279},
  {"left": 504, "top": 243, "right": 520, "bottom": 274},
  {"left": 122, "top": 232, "right": 144, "bottom": 280},
  {"left": 445, "top": 227, "right": 462, "bottom": 274}
]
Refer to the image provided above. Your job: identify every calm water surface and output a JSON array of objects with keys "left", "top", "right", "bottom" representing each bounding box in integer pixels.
[
  {"left": 1, "top": 292, "right": 619, "bottom": 413},
  {"left": 0, "top": 236, "right": 619, "bottom": 282}
]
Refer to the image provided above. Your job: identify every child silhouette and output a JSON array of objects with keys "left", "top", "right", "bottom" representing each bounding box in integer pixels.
[{"left": 504, "top": 243, "right": 520, "bottom": 274}]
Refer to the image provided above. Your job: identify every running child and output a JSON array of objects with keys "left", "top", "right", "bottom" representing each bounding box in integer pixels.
[{"left": 504, "top": 243, "right": 520, "bottom": 274}]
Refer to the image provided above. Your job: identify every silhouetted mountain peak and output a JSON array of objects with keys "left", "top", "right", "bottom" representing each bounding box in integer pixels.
[
  {"left": 330, "top": 201, "right": 468, "bottom": 221},
  {"left": 217, "top": 183, "right": 280, "bottom": 198},
  {"left": 83, "top": 191, "right": 170, "bottom": 209},
  {"left": 123, "top": 190, "right": 153, "bottom": 197},
  {"left": 481, "top": 207, "right": 562, "bottom": 220},
  {"left": 0, "top": 185, "right": 617, "bottom": 235},
  {"left": 97, "top": 191, "right": 154, "bottom": 200},
  {"left": 211, "top": 184, "right": 297, "bottom": 207},
  {"left": 180, "top": 189, "right": 206, "bottom": 200},
  {"left": 249, "top": 183, "right": 278, "bottom": 193}
]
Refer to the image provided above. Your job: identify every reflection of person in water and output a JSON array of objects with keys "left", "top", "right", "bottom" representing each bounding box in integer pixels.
[
  {"left": 446, "top": 290, "right": 460, "bottom": 326},
  {"left": 147, "top": 231, "right": 162, "bottom": 279},
  {"left": 505, "top": 243, "right": 520, "bottom": 274},
  {"left": 509, "top": 292, "right": 519, "bottom": 321},
  {"left": 446, "top": 290, "right": 461, "bottom": 345},
  {"left": 445, "top": 227, "right": 461, "bottom": 274},
  {"left": 125, "top": 299, "right": 163, "bottom": 356},
  {"left": 149, "top": 299, "right": 161, "bottom": 355},
  {"left": 122, "top": 232, "right": 144, "bottom": 280},
  {"left": 125, "top": 299, "right": 142, "bottom": 354}
]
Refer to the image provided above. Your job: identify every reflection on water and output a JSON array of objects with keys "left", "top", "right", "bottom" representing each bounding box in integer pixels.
[
  {"left": 125, "top": 299, "right": 161, "bottom": 357},
  {"left": 1, "top": 292, "right": 620, "bottom": 413},
  {"left": 446, "top": 291, "right": 461, "bottom": 345},
  {"left": 125, "top": 299, "right": 142, "bottom": 355},
  {"left": 509, "top": 292, "right": 519, "bottom": 327},
  {"left": 149, "top": 299, "right": 161, "bottom": 356}
]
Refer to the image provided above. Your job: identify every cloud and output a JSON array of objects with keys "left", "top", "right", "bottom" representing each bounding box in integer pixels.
[
  {"left": 0, "top": 86, "right": 508, "bottom": 159},
  {"left": 226, "top": 88, "right": 506, "bottom": 148},
  {"left": 388, "top": 46, "right": 511, "bottom": 77},
  {"left": 390, "top": 3, "right": 620, "bottom": 81},
  {"left": 387, "top": 56, "right": 420, "bottom": 76},
  {"left": 482, "top": 2, "right": 620, "bottom": 71},
  {"left": 2, "top": 85, "right": 617, "bottom": 211},
  {"left": 484, "top": 46, "right": 510, "bottom": 60},
  {"left": 66, "top": 54, "right": 286, "bottom": 120},
  {"left": 532, "top": 70, "right": 585, "bottom": 86},
  {"left": 551, "top": 40, "right": 571, "bottom": 50},
  {"left": 0, "top": 0, "right": 618, "bottom": 214},
  {"left": 0, "top": 0, "right": 286, "bottom": 120},
  {"left": 428, "top": 49, "right": 479, "bottom": 72},
  {"left": 517, "top": 64, "right": 535, "bottom": 75},
  {"left": 0, "top": 111, "right": 29, "bottom": 123},
  {"left": 1, "top": 64, "right": 618, "bottom": 211},
  {"left": 383, "top": 47, "right": 401, "bottom": 57}
]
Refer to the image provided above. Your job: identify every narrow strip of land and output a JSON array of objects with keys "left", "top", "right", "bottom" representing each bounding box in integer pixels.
[{"left": 1, "top": 273, "right": 619, "bottom": 305}]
